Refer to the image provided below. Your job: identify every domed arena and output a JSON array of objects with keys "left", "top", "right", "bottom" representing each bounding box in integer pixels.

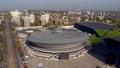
[{"left": 25, "top": 29, "right": 91, "bottom": 59}]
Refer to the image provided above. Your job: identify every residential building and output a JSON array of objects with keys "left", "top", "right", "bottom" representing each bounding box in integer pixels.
[
  {"left": 10, "top": 10, "right": 21, "bottom": 26},
  {"left": 23, "top": 13, "right": 30, "bottom": 27},
  {"left": 29, "top": 13, "right": 35, "bottom": 24},
  {"left": 40, "top": 14, "right": 50, "bottom": 26}
]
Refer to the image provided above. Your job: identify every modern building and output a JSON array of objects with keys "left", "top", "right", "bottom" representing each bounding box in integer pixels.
[
  {"left": 104, "top": 36, "right": 120, "bottom": 54},
  {"left": 25, "top": 29, "right": 91, "bottom": 59},
  {"left": 10, "top": 10, "right": 21, "bottom": 26},
  {"left": 74, "top": 22, "right": 115, "bottom": 37},
  {"left": 104, "top": 36, "right": 120, "bottom": 65}
]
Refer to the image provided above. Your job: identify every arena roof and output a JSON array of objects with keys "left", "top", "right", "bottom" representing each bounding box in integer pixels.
[{"left": 27, "top": 29, "right": 89, "bottom": 45}]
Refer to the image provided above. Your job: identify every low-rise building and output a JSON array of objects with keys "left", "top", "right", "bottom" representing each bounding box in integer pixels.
[{"left": 74, "top": 22, "right": 115, "bottom": 37}]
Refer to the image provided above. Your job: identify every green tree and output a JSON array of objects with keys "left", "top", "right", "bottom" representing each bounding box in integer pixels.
[
  {"left": 117, "top": 23, "right": 120, "bottom": 28},
  {"left": 33, "top": 20, "right": 41, "bottom": 26},
  {"left": 20, "top": 18, "right": 24, "bottom": 27},
  {"left": 0, "top": 26, "right": 2, "bottom": 31},
  {"left": 0, "top": 50, "right": 3, "bottom": 61}
]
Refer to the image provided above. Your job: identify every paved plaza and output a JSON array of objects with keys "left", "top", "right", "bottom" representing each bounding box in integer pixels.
[{"left": 26, "top": 53, "right": 105, "bottom": 68}]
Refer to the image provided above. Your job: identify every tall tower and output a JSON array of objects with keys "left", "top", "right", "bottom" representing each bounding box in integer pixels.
[{"left": 23, "top": 12, "right": 30, "bottom": 27}]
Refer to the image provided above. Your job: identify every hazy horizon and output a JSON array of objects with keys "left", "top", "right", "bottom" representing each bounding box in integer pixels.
[{"left": 0, "top": 0, "right": 120, "bottom": 11}]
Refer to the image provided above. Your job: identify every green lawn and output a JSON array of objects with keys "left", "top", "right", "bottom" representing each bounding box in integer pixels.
[
  {"left": 89, "top": 35, "right": 100, "bottom": 47},
  {"left": 95, "top": 28, "right": 120, "bottom": 38},
  {"left": 90, "top": 28, "right": 120, "bottom": 46},
  {"left": 105, "top": 29, "right": 120, "bottom": 38},
  {"left": 95, "top": 29, "right": 108, "bottom": 37}
]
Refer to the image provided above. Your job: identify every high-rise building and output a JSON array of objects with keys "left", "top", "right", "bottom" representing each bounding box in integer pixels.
[
  {"left": 11, "top": 16, "right": 20, "bottom": 25},
  {"left": 10, "top": 10, "right": 21, "bottom": 26},
  {"left": 86, "top": 11, "right": 91, "bottom": 15},
  {"left": 23, "top": 12, "right": 30, "bottom": 27},
  {"left": 29, "top": 13, "right": 35, "bottom": 24},
  {"left": 10, "top": 10, "right": 21, "bottom": 25},
  {"left": 10, "top": 10, "right": 21, "bottom": 17},
  {"left": 40, "top": 14, "right": 50, "bottom": 26}
]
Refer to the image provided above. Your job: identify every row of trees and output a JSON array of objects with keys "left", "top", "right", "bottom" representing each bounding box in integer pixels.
[
  {"left": 11, "top": 23, "right": 24, "bottom": 57},
  {"left": 15, "top": 36, "right": 24, "bottom": 57},
  {"left": 0, "top": 49, "right": 3, "bottom": 61},
  {"left": 0, "top": 26, "right": 3, "bottom": 61},
  {"left": 12, "top": 31, "right": 24, "bottom": 57}
]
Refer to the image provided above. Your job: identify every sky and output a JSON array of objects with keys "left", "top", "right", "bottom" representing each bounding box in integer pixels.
[{"left": 0, "top": 0, "right": 120, "bottom": 11}]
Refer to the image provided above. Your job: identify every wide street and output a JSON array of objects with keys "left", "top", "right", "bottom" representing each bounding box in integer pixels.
[
  {"left": 2, "top": 17, "right": 21, "bottom": 68},
  {"left": 2, "top": 18, "right": 8, "bottom": 68}
]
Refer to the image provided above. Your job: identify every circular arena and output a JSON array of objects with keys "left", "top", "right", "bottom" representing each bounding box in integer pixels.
[{"left": 25, "top": 29, "right": 91, "bottom": 59}]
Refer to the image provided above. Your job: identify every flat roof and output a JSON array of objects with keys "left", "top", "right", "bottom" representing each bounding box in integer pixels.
[
  {"left": 18, "top": 29, "right": 40, "bottom": 34},
  {"left": 75, "top": 22, "right": 115, "bottom": 30},
  {"left": 112, "top": 35, "right": 120, "bottom": 42}
]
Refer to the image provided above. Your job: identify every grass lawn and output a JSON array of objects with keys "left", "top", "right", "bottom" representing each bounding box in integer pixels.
[
  {"left": 90, "top": 28, "right": 120, "bottom": 46},
  {"left": 95, "top": 29, "right": 108, "bottom": 37},
  {"left": 89, "top": 35, "right": 100, "bottom": 47},
  {"left": 95, "top": 28, "right": 120, "bottom": 38}
]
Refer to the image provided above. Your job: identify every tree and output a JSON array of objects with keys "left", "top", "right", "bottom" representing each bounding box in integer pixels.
[
  {"left": 11, "top": 23, "right": 15, "bottom": 30},
  {"left": 15, "top": 37, "right": 24, "bottom": 57},
  {"left": 0, "top": 33, "right": 3, "bottom": 47},
  {"left": 0, "top": 26, "right": 2, "bottom": 31},
  {"left": 33, "top": 20, "right": 40, "bottom": 26},
  {"left": 56, "top": 21, "right": 61, "bottom": 27},
  {"left": 117, "top": 23, "right": 120, "bottom": 28},
  {"left": 20, "top": 18, "right": 24, "bottom": 27},
  {"left": 0, "top": 49, "right": 3, "bottom": 61},
  {"left": 81, "top": 16, "right": 87, "bottom": 21}
]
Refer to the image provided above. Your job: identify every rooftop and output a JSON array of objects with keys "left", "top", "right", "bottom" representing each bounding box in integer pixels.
[
  {"left": 27, "top": 29, "right": 89, "bottom": 45},
  {"left": 75, "top": 22, "right": 115, "bottom": 30},
  {"left": 112, "top": 35, "right": 120, "bottom": 42}
]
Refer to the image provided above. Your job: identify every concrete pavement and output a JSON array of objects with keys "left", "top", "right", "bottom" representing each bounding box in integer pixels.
[{"left": 26, "top": 53, "right": 105, "bottom": 68}]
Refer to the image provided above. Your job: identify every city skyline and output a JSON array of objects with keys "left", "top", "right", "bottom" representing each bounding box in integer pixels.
[{"left": 0, "top": 0, "right": 120, "bottom": 11}]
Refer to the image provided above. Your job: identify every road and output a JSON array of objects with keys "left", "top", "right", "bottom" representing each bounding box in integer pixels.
[
  {"left": 2, "top": 19, "right": 8, "bottom": 68},
  {"left": 2, "top": 17, "right": 21, "bottom": 68}
]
